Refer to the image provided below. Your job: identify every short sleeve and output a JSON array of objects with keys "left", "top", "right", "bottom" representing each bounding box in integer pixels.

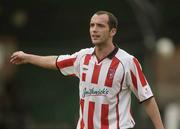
[
  {"left": 56, "top": 51, "right": 80, "bottom": 77},
  {"left": 125, "top": 57, "right": 153, "bottom": 102}
]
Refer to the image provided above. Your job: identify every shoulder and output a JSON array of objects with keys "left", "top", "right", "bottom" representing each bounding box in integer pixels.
[
  {"left": 77, "top": 47, "right": 94, "bottom": 55},
  {"left": 116, "top": 48, "right": 142, "bottom": 70},
  {"left": 74, "top": 47, "right": 94, "bottom": 60},
  {"left": 115, "top": 48, "right": 135, "bottom": 63}
]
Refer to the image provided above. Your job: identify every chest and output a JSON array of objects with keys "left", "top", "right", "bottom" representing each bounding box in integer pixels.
[{"left": 79, "top": 55, "right": 125, "bottom": 100}]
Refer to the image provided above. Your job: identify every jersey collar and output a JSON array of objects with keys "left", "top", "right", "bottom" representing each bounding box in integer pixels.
[{"left": 92, "top": 44, "right": 119, "bottom": 60}]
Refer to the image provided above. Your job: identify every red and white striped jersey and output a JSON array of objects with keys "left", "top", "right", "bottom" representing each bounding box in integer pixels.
[{"left": 56, "top": 47, "right": 153, "bottom": 129}]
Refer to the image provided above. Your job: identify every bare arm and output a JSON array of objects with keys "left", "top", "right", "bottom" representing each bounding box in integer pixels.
[
  {"left": 142, "top": 97, "right": 165, "bottom": 129},
  {"left": 10, "top": 51, "right": 58, "bottom": 70}
]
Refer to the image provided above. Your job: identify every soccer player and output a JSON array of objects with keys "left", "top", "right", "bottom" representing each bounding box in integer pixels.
[{"left": 10, "top": 11, "right": 164, "bottom": 129}]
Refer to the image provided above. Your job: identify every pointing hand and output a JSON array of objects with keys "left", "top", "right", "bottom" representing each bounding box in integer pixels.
[{"left": 10, "top": 51, "right": 28, "bottom": 65}]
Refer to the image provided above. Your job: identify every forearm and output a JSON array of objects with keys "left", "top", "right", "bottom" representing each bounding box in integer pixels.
[
  {"left": 143, "top": 97, "right": 164, "bottom": 129},
  {"left": 26, "top": 54, "right": 58, "bottom": 70}
]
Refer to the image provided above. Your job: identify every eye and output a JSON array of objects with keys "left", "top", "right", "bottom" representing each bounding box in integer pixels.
[
  {"left": 98, "top": 24, "right": 104, "bottom": 27},
  {"left": 90, "top": 23, "right": 94, "bottom": 27}
]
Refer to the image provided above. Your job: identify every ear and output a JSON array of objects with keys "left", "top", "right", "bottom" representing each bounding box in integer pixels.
[{"left": 110, "top": 28, "right": 117, "bottom": 37}]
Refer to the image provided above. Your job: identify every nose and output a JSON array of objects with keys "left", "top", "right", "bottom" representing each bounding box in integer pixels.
[{"left": 91, "top": 25, "right": 98, "bottom": 32}]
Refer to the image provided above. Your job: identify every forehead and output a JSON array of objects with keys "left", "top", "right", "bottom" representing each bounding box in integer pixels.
[{"left": 90, "top": 14, "right": 109, "bottom": 24}]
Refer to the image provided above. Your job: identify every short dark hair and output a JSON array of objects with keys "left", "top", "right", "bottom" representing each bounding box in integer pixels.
[{"left": 94, "top": 11, "right": 118, "bottom": 30}]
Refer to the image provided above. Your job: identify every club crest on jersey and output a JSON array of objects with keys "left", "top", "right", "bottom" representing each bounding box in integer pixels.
[{"left": 108, "top": 68, "right": 116, "bottom": 79}]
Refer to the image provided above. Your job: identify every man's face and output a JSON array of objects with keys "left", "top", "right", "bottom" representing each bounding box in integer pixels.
[{"left": 90, "top": 14, "right": 112, "bottom": 45}]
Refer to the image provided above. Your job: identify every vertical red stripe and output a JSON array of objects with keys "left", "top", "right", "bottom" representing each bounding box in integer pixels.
[
  {"left": 130, "top": 70, "right": 138, "bottom": 90},
  {"left": 88, "top": 101, "right": 95, "bottom": 129},
  {"left": 80, "top": 99, "right": 85, "bottom": 129},
  {"left": 105, "top": 57, "right": 120, "bottom": 87},
  {"left": 91, "top": 64, "right": 102, "bottom": 84},
  {"left": 101, "top": 104, "right": 109, "bottom": 129},
  {"left": 82, "top": 73, "right": 86, "bottom": 81},
  {"left": 82, "top": 54, "right": 91, "bottom": 82},
  {"left": 133, "top": 58, "right": 147, "bottom": 87},
  {"left": 84, "top": 54, "right": 91, "bottom": 65}
]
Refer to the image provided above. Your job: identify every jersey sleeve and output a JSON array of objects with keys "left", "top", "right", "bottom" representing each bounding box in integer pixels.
[
  {"left": 56, "top": 51, "right": 80, "bottom": 77},
  {"left": 125, "top": 57, "right": 153, "bottom": 102}
]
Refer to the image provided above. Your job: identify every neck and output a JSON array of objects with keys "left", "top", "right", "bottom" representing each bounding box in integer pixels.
[{"left": 95, "top": 42, "right": 115, "bottom": 61}]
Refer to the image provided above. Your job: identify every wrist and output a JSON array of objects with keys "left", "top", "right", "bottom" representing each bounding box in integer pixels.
[{"left": 24, "top": 53, "right": 31, "bottom": 64}]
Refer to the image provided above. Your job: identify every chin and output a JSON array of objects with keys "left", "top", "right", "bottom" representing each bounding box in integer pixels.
[
  {"left": 92, "top": 42, "right": 100, "bottom": 46},
  {"left": 92, "top": 41, "right": 102, "bottom": 45}
]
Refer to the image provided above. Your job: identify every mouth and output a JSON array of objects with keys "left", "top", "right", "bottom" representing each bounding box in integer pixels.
[{"left": 91, "top": 35, "right": 100, "bottom": 39}]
